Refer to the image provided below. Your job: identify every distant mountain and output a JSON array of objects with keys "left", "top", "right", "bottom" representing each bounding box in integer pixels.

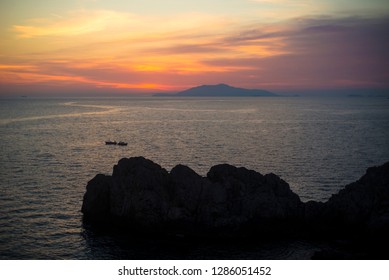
[{"left": 176, "top": 84, "right": 276, "bottom": 97}]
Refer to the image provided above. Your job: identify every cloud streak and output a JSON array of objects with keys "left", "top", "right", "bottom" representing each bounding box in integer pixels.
[
  {"left": 1, "top": 8, "right": 388, "bottom": 94},
  {"left": 201, "top": 16, "right": 389, "bottom": 89}
]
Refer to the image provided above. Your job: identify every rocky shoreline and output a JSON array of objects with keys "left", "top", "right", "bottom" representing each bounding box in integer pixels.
[{"left": 81, "top": 157, "right": 389, "bottom": 259}]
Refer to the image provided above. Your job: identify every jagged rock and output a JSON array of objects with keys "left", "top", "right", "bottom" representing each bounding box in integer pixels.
[
  {"left": 204, "top": 165, "right": 303, "bottom": 230},
  {"left": 81, "top": 174, "right": 111, "bottom": 223},
  {"left": 168, "top": 164, "right": 204, "bottom": 226},
  {"left": 81, "top": 157, "right": 389, "bottom": 240},
  {"left": 322, "top": 162, "right": 389, "bottom": 235},
  {"left": 82, "top": 157, "right": 304, "bottom": 236},
  {"left": 109, "top": 157, "right": 170, "bottom": 228}
]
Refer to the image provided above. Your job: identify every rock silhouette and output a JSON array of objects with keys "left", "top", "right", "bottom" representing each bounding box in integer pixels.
[
  {"left": 318, "top": 162, "right": 389, "bottom": 236},
  {"left": 82, "top": 157, "right": 389, "bottom": 243}
]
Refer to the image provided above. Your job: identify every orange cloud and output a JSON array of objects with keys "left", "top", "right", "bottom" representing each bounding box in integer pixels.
[
  {"left": 1, "top": 9, "right": 388, "bottom": 94},
  {"left": 12, "top": 10, "right": 135, "bottom": 38}
]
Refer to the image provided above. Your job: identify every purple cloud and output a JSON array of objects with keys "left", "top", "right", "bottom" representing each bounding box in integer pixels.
[{"left": 202, "top": 16, "right": 389, "bottom": 89}]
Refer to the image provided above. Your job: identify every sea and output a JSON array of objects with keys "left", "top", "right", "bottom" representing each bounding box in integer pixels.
[{"left": 0, "top": 96, "right": 388, "bottom": 259}]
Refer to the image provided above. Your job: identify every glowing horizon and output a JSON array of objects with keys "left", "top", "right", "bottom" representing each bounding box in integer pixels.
[{"left": 0, "top": 0, "right": 388, "bottom": 95}]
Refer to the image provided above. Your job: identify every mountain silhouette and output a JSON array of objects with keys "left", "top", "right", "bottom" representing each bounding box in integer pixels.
[{"left": 175, "top": 84, "right": 276, "bottom": 97}]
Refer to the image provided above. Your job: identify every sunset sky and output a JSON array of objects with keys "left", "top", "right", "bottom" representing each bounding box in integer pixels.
[{"left": 0, "top": 0, "right": 388, "bottom": 95}]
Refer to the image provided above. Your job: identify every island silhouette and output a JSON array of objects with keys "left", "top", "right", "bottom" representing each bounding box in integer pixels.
[{"left": 155, "top": 84, "right": 277, "bottom": 97}]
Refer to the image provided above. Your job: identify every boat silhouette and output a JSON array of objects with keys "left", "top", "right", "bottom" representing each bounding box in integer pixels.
[{"left": 105, "top": 141, "right": 127, "bottom": 146}]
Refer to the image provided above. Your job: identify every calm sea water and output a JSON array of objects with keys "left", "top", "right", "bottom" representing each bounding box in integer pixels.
[{"left": 0, "top": 96, "right": 388, "bottom": 259}]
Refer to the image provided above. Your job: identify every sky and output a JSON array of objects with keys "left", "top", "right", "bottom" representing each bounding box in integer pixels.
[{"left": 0, "top": 0, "right": 388, "bottom": 95}]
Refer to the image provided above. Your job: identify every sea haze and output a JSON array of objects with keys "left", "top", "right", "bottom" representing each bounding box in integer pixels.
[{"left": 0, "top": 96, "right": 388, "bottom": 259}]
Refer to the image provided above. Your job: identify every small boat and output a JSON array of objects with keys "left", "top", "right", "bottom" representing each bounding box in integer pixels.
[
  {"left": 105, "top": 141, "right": 117, "bottom": 145},
  {"left": 117, "top": 141, "right": 128, "bottom": 146}
]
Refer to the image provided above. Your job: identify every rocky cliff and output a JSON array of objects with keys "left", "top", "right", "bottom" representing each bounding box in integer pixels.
[{"left": 82, "top": 157, "right": 389, "bottom": 242}]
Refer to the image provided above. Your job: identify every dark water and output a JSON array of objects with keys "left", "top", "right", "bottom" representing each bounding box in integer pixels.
[{"left": 0, "top": 96, "right": 388, "bottom": 259}]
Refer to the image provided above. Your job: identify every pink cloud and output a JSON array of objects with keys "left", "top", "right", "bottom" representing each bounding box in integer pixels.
[{"left": 1, "top": 15, "right": 388, "bottom": 95}]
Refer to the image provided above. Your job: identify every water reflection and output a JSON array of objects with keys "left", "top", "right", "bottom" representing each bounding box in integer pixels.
[{"left": 0, "top": 97, "right": 388, "bottom": 259}]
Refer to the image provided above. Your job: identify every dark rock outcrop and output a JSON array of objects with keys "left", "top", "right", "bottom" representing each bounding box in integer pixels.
[
  {"left": 320, "top": 162, "right": 389, "bottom": 236},
  {"left": 82, "top": 158, "right": 389, "bottom": 241},
  {"left": 82, "top": 157, "right": 304, "bottom": 236}
]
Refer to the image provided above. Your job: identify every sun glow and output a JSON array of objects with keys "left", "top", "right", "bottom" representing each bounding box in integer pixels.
[{"left": 0, "top": 1, "right": 388, "bottom": 95}]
